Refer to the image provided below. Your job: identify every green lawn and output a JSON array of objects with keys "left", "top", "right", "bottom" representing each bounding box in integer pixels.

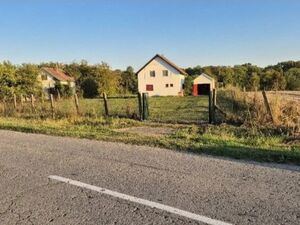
[{"left": 149, "top": 96, "right": 209, "bottom": 123}]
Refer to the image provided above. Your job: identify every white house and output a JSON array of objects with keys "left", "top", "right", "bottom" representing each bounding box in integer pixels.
[
  {"left": 136, "top": 54, "right": 187, "bottom": 96},
  {"left": 192, "top": 73, "right": 215, "bottom": 96},
  {"left": 39, "top": 67, "right": 76, "bottom": 95}
]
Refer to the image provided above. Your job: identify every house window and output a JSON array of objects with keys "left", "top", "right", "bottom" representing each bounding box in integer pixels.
[
  {"left": 163, "top": 70, "right": 168, "bottom": 76},
  {"left": 165, "top": 84, "right": 169, "bottom": 88},
  {"left": 170, "top": 84, "right": 174, "bottom": 87},
  {"left": 146, "top": 84, "right": 154, "bottom": 91},
  {"left": 41, "top": 74, "right": 47, "bottom": 80},
  {"left": 150, "top": 71, "right": 156, "bottom": 77}
]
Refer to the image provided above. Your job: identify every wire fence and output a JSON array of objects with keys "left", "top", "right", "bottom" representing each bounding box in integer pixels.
[{"left": 0, "top": 94, "right": 210, "bottom": 124}]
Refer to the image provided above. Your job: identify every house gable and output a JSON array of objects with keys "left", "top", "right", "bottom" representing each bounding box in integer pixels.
[
  {"left": 193, "top": 73, "right": 215, "bottom": 84},
  {"left": 41, "top": 67, "right": 74, "bottom": 82},
  {"left": 136, "top": 54, "right": 187, "bottom": 76}
]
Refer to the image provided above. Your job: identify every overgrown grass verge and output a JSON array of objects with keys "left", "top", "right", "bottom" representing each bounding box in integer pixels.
[{"left": 0, "top": 117, "right": 299, "bottom": 165}]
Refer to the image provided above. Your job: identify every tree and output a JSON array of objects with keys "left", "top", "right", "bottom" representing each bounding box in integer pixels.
[
  {"left": 184, "top": 75, "right": 198, "bottom": 95},
  {"left": 185, "top": 66, "right": 203, "bottom": 76},
  {"left": 233, "top": 65, "right": 248, "bottom": 88},
  {"left": 218, "top": 67, "right": 234, "bottom": 87},
  {"left": 93, "top": 63, "right": 121, "bottom": 95},
  {"left": 0, "top": 61, "right": 17, "bottom": 98},
  {"left": 120, "top": 66, "right": 137, "bottom": 94},
  {"left": 246, "top": 72, "right": 260, "bottom": 91},
  {"left": 80, "top": 77, "right": 99, "bottom": 98},
  {"left": 261, "top": 69, "right": 286, "bottom": 90},
  {"left": 285, "top": 68, "right": 300, "bottom": 90},
  {"left": 15, "top": 64, "right": 42, "bottom": 96}
]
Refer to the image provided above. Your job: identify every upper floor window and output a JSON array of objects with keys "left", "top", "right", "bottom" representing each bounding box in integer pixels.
[
  {"left": 163, "top": 70, "right": 168, "bottom": 76},
  {"left": 170, "top": 84, "right": 174, "bottom": 87},
  {"left": 150, "top": 71, "right": 156, "bottom": 77}
]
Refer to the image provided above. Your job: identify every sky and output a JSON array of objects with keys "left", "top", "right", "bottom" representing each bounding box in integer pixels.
[{"left": 0, "top": 0, "right": 300, "bottom": 70}]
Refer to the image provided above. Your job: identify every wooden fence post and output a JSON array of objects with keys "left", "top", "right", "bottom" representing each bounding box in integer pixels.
[
  {"left": 262, "top": 90, "right": 275, "bottom": 123},
  {"left": 208, "top": 90, "right": 213, "bottom": 124},
  {"left": 212, "top": 89, "right": 216, "bottom": 123},
  {"left": 41, "top": 92, "right": 45, "bottom": 104},
  {"left": 138, "top": 93, "right": 143, "bottom": 120},
  {"left": 20, "top": 94, "right": 24, "bottom": 107},
  {"left": 103, "top": 93, "right": 109, "bottom": 117},
  {"left": 2, "top": 98, "right": 6, "bottom": 116},
  {"left": 57, "top": 90, "right": 61, "bottom": 101},
  {"left": 13, "top": 94, "right": 17, "bottom": 109},
  {"left": 142, "top": 93, "right": 149, "bottom": 120},
  {"left": 50, "top": 94, "right": 55, "bottom": 119},
  {"left": 74, "top": 94, "right": 80, "bottom": 115},
  {"left": 30, "top": 94, "right": 35, "bottom": 112}
]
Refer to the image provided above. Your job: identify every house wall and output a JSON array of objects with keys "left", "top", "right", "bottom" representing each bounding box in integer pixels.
[
  {"left": 137, "top": 57, "right": 185, "bottom": 96},
  {"left": 38, "top": 72, "right": 56, "bottom": 91}
]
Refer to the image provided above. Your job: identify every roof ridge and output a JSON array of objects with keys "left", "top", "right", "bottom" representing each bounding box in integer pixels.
[
  {"left": 136, "top": 54, "right": 187, "bottom": 75},
  {"left": 42, "top": 67, "right": 74, "bottom": 82}
]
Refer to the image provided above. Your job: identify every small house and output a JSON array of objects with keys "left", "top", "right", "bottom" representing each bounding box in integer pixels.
[
  {"left": 39, "top": 67, "right": 75, "bottom": 96},
  {"left": 137, "top": 54, "right": 187, "bottom": 96},
  {"left": 192, "top": 73, "right": 215, "bottom": 96}
]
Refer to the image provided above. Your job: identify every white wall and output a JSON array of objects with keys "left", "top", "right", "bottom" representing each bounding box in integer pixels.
[
  {"left": 138, "top": 57, "right": 185, "bottom": 96},
  {"left": 39, "top": 71, "right": 56, "bottom": 89}
]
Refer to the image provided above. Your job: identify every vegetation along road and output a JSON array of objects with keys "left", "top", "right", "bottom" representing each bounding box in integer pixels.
[{"left": 0, "top": 130, "right": 299, "bottom": 225}]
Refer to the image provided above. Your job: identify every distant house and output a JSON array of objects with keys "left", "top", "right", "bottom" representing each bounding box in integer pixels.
[
  {"left": 39, "top": 67, "right": 75, "bottom": 95},
  {"left": 192, "top": 73, "right": 215, "bottom": 96},
  {"left": 137, "top": 54, "right": 187, "bottom": 96}
]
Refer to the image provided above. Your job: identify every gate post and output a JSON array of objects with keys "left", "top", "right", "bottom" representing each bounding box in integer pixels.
[
  {"left": 138, "top": 93, "right": 143, "bottom": 120},
  {"left": 208, "top": 91, "right": 213, "bottom": 124},
  {"left": 212, "top": 89, "right": 216, "bottom": 123},
  {"left": 142, "top": 93, "right": 149, "bottom": 120},
  {"left": 103, "top": 92, "right": 109, "bottom": 117}
]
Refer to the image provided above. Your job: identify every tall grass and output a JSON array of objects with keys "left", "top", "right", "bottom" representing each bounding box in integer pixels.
[{"left": 217, "top": 87, "right": 300, "bottom": 134}]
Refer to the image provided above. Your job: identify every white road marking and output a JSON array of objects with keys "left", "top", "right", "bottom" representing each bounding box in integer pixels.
[{"left": 49, "top": 175, "right": 233, "bottom": 225}]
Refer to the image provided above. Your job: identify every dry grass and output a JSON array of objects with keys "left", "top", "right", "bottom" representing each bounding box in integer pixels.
[{"left": 217, "top": 87, "right": 300, "bottom": 134}]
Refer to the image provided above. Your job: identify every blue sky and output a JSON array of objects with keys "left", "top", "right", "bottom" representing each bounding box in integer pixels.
[{"left": 0, "top": 0, "right": 299, "bottom": 70}]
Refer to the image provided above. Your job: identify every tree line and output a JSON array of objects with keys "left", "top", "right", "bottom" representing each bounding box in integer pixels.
[
  {"left": 0, "top": 60, "right": 299, "bottom": 99},
  {"left": 185, "top": 61, "right": 300, "bottom": 95},
  {"left": 0, "top": 60, "right": 137, "bottom": 99}
]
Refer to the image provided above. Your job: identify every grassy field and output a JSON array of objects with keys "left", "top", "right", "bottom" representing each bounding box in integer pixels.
[
  {"left": 149, "top": 96, "right": 208, "bottom": 123},
  {"left": 0, "top": 116, "right": 298, "bottom": 165}
]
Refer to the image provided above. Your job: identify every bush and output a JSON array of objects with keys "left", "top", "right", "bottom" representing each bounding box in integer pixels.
[{"left": 80, "top": 77, "right": 99, "bottom": 98}]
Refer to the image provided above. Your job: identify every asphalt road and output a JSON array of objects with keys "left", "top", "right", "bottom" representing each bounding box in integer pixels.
[{"left": 0, "top": 130, "right": 299, "bottom": 225}]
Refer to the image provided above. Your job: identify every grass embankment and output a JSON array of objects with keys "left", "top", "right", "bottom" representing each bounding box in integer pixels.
[{"left": 0, "top": 116, "right": 299, "bottom": 165}]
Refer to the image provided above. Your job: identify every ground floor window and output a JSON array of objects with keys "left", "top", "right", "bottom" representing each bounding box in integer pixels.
[{"left": 146, "top": 84, "right": 154, "bottom": 91}]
